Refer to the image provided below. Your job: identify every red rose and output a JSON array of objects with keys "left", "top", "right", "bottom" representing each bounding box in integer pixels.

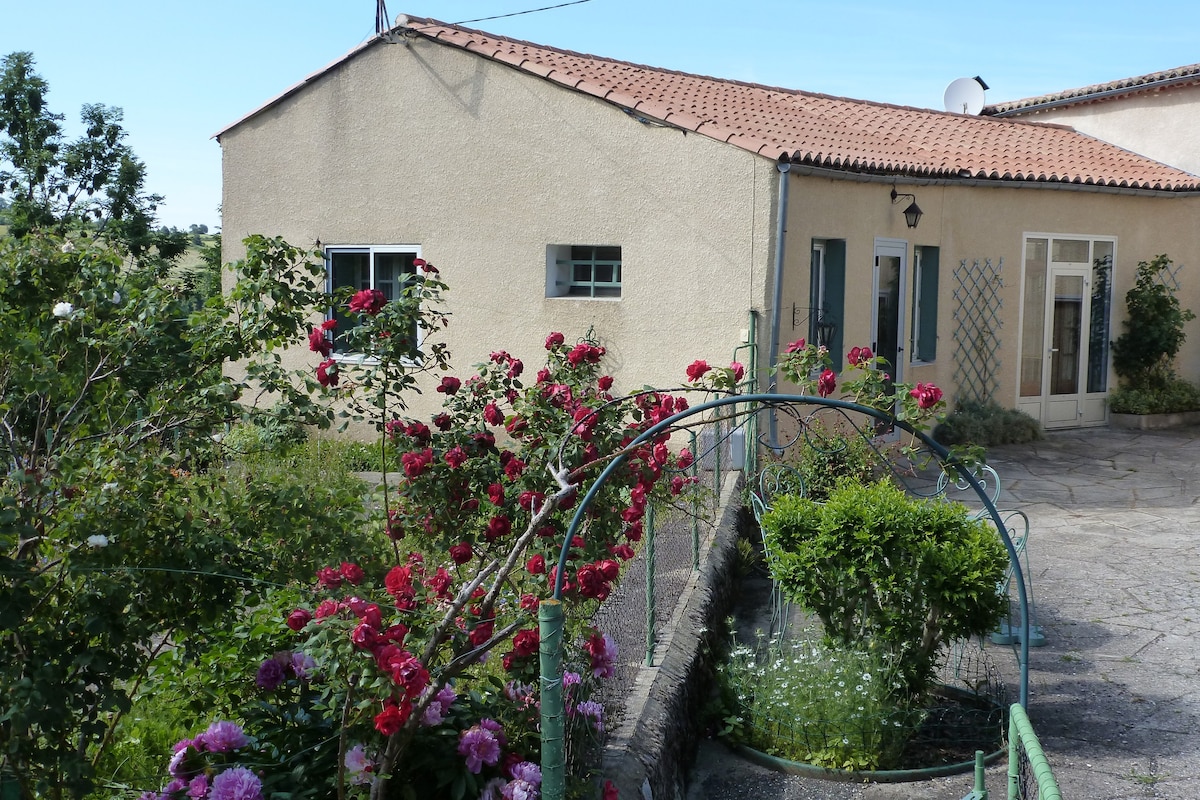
[
  {"left": 507, "top": 359, "right": 524, "bottom": 379},
  {"left": 730, "top": 361, "right": 745, "bottom": 382},
  {"left": 469, "top": 620, "right": 494, "bottom": 648},
  {"left": 384, "top": 565, "right": 413, "bottom": 598},
  {"left": 505, "top": 415, "right": 528, "bottom": 436},
  {"left": 424, "top": 567, "right": 453, "bottom": 599},
  {"left": 685, "top": 359, "right": 710, "bottom": 382},
  {"left": 526, "top": 554, "right": 546, "bottom": 575},
  {"left": 487, "top": 483, "right": 505, "bottom": 506},
  {"left": 315, "top": 358, "right": 338, "bottom": 388},
  {"left": 519, "top": 594, "right": 540, "bottom": 613},
  {"left": 444, "top": 446, "right": 468, "bottom": 469},
  {"left": 320, "top": 319, "right": 338, "bottom": 332},
  {"left": 511, "top": 628, "right": 539, "bottom": 658},
  {"left": 817, "top": 368, "right": 836, "bottom": 397},
  {"left": 349, "top": 288, "right": 387, "bottom": 315},
  {"left": 449, "top": 542, "right": 473, "bottom": 564},
  {"left": 910, "top": 382, "right": 944, "bottom": 410},
  {"left": 597, "top": 375, "right": 614, "bottom": 392},
  {"left": 286, "top": 608, "right": 312, "bottom": 631},
  {"left": 484, "top": 403, "right": 504, "bottom": 426},
  {"left": 784, "top": 338, "right": 806, "bottom": 353},
  {"left": 609, "top": 544, "right": 635, "bottom": 561},
  {"left": 432, "top": 413, "right": 453, "bottom": 431},
  {"left": 316, "top": 566, "right": 343, "bottom": 589},
  {"left": 545, "top": 331, "right": 565, "bottom": 350},
  {"left": 485, "top": 515, "right": 512, "bottom": 541},
  {"left": 339, "top": 562, "right": 364, "bottom": 585},
  {"left": 374, "top": 699, "right": 410, "bottom": 735},
  {"left": 436, "top": 376, "right": 461, "bottom": 395},
  {"left": 308, "top": 327, "right": 332, "bottom": 357}
]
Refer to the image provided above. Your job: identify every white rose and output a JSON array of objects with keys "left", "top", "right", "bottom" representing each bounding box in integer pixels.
[
  {"left": 86, "top": 535, "right": 109, "bottom": 548},
  {"left": 52, "top": 301, "right": 75, "bottom": 318}
]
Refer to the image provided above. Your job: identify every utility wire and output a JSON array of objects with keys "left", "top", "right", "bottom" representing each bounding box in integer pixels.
[{"left": 450, "top": 0, "right": 593, "bottom": 26}]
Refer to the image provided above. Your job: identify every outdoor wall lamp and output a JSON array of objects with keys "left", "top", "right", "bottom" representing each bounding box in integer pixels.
[{"left": 890, "top": 188, "right": 923, "bottom": 229}]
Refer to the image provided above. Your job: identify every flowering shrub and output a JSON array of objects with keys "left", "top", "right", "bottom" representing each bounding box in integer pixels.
[
  {"left": 140, "top": 263, "right": 698, "bottom": 799},
  {"left": 719, "top": 634, "right": 919, "bottom": 770},
  {"left": 761, "top": 480, "right": 1009, "bottom": 700},
  {"left": 0, "top": 233, "right": 352, "bottom": 799}
]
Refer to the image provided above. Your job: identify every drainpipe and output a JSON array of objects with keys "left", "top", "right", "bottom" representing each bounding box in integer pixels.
[{"left": 767, "top": 156, "right": 791, "bottom": 450}]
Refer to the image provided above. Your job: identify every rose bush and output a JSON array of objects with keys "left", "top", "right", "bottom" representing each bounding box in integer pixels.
[{"left": 138, "top": 261, "right": 699, "bottom": 800}]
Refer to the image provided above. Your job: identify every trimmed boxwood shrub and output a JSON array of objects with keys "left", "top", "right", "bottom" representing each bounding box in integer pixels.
[{"left": 761, "top": 480, "right": 1009, "bottom": 700}]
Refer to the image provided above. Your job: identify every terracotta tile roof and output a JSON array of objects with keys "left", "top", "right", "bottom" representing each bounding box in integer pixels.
[
  {"left": 986, "top": 63, "right": 1200, "bottom": 116},
  {"left": 218, "top": 17, "right": 1200, "bottom": 192}
]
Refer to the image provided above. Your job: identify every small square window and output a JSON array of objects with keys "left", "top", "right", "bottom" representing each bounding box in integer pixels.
[{"left": 547, "top": 245, "right": 622, "bottom": 299}]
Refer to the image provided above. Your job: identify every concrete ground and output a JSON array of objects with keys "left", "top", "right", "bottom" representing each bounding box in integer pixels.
[{"left": 686, "top": 426, "right": 1200, "bottom": 800}]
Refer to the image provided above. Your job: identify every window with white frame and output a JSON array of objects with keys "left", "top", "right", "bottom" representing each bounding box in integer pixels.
[
  {"left": 546, "top": 245, "right": 622, "bottom": 299},
  {"left": 326, "top": 246, "right": 420, "bottom": 354}
]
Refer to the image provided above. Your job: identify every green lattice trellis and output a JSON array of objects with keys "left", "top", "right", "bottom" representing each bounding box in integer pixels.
[{"left": 952, "top": 258, "right": 1004, "bottom": 404}]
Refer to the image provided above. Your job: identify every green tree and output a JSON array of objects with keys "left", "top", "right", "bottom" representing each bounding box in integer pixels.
[
  {"left": 0, "top": 51, "right": 187, "bottom": 264},
  {"left": 0, "top": 232, "right": 349, "bottom": 798}
]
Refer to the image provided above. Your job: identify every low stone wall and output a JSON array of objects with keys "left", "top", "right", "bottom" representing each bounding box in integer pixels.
[
  {"left": 601, "top": 473, "right": 744, "bottom": 800},
  {"left": 1110, "top": 410, "right": 1200, "bottom": 430}
]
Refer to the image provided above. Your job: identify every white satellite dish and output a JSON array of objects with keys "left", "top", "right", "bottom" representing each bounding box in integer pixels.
[{"left": 943, "top": 77, "right": 987, "bottom": 115}]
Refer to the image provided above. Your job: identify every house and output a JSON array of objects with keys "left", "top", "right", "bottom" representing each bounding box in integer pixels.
[
  {"left": 216, "top": 16, "right": 1200, "bottom": 431},
  {"left": 985, "top": 64, "right": 1200, "bottom": 176}
]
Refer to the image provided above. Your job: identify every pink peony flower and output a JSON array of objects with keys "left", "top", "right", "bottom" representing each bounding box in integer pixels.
[
  {"left": 210, "top": 767, "right": 264, "bottom": 800},
  {"left": 201, "top": 721, "right": 248, "bottom": 753},
  {"left": 187, "top": 775, "right": 209, "bottom": 799},
  {"left": 459, "top": 724, "right": 502, "bottom": 773},
  {"left": 344, "top": 744, "right": 375, "bottom": 786}
]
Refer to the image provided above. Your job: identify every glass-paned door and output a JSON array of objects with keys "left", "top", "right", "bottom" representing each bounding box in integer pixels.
[{"left": 873, "top": 239, "right": 907, "bottom": 386}]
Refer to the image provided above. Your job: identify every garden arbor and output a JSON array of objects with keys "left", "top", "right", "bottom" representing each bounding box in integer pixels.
[{"left": 539, "top": 393, "right": 1034, "bottom": 798}]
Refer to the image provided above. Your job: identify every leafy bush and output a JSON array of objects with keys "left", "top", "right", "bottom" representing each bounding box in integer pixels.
[
  {"left": 932, "top": 400, "right": 1041, "bottom": 448},
  {"left": 1108, "top": 379, "right": 1200, "bottom": 414},
  {"left": 761, "top": 481, "right": 1009, "bottom": 700},
  {"left": 1111, "top": 254, "right": 1195, "bottom": 391},
  {"left": 719, "top": 635, "right": 921, "bottom": 770},
  {"left": 790, "top": 431, "right": 882, "bottom": 502}
]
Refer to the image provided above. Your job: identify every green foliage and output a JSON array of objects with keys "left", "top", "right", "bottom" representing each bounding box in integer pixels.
[
  {"left": 718, "top": 634, "right": 920, "bottom": 770},
  {"left": 761, "top": 481, "right": 1009, "bottom": 700},
  {"left": 932, "top": 400, "right": 1042, "bottom": 448},
  {"left": 0, "top": 52, "right": 188, "bottom": 264},
  {"left": 1111, "top": 254, "right": 1196, "bottom": 390},
  {"left": 789, "top": 431, "right": 881, "bottom": 503},
  {"left": 1108, "top": 379, "right": 1200, "bottom": 414},
  {"left": 0, "top": 232, "right": 342, "bottom": 798}
]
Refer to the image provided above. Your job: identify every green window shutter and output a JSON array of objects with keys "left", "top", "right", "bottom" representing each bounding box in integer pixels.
[
  {"left": 825, "top": 240, "right": 846, "bottom": 372},
  {"left": 916, "top": 246, "right": 939, "bottom": 362}
]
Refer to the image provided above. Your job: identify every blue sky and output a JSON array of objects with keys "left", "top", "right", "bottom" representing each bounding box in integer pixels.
[{"left": 5, "top": 1, "right": 1199, "bottom": 231}]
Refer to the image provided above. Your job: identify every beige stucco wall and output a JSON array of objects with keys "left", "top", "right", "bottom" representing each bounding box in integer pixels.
[
  {"left": 778, "top": 173, "right": 1200, "bottom": 419},
  {"left": 1004, "top": 86, "right": 1200, "bottom": 177},
  {"left": 219, "top": 37, "right": 775, "bottom": 423}
]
